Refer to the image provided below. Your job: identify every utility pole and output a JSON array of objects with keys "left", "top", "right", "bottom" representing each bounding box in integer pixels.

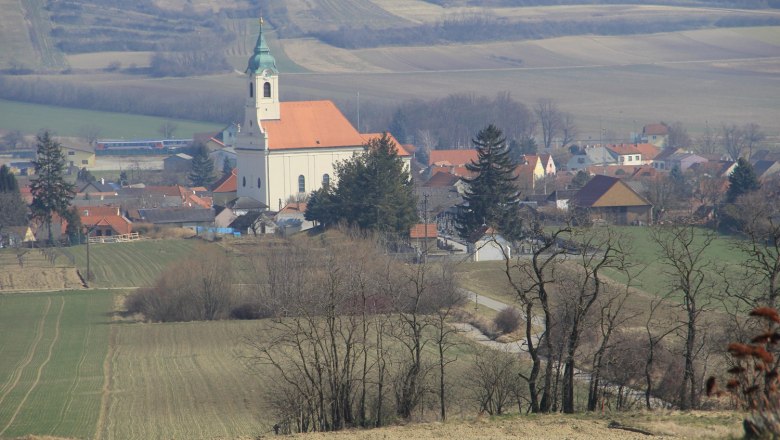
[{"left": 422, "top": 193, "right": 429, "bottom": 263}]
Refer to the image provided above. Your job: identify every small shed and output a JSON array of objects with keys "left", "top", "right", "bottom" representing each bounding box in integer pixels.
[{"left": 163, "top": 153, "right": 193, "bottom": 173}]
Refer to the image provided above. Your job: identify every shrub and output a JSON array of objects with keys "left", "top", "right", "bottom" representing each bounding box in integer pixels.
[
  {"left": 494, "top": 306, "right": 521, "bottom": 334},
  {"left": 708, "top": 307, "right": 780, "bottom": 438}
]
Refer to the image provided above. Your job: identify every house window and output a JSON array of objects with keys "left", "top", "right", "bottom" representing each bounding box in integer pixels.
[
  {"left": 322, "top": 174, "right": 330, "bottom": 186},
  {"left": 264, "top": 82, "right": 271, "bottom": 98},
  {"left": 298, "top": 175, "right": 305, "bottom": 193},
  {"left": 106, "top": 230, "right": 112, "bottom": 236},
  {"left": 242, "top": 176, "right": 246, "bottom": 187},
  {"left": 68, "top": 151, "right": 75, "bottom": 156},
  {"left": 257, "top": 178, "right": 261, "bottom": 188},
  {"left": 249, "top": 82, "right": 254, "bottom": 98},
  {"left": 82, "top": 160, "right": 89, "bottom": 165}
]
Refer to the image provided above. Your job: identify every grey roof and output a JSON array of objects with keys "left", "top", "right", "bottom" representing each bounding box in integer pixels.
[
  {"left": 227, "top": 197, "right": 268, "bottom": 211},
  {"left": 137, "top": 207, "right": 214, "bottom": 224}
]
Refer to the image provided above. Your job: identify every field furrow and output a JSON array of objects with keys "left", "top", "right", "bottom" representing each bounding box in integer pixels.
[
  {"left": 0, "top": 297, "right": 51, "bottom": 408},
  {"left": 0, "top": 297, "right": 65, "bottom": 436}
]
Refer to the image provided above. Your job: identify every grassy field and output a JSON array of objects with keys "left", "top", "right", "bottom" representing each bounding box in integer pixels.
[
  {"left": 0, "top": 290, "right": 111, "bottom": 439},
  {"left": 68, "top": 239, "right": 205, "bottom": 288},
  {"left": 0, "top": 99, "right": 223, "bottom": 139}
]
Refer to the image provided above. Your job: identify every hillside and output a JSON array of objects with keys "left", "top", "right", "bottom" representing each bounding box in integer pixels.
[{"left": 0, "top": 0, "right": 779, "bottom": 139}]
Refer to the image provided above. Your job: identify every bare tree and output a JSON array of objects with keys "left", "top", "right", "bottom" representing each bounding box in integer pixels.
[
  {"left": 643, "top": 297, "right": 681, "bottom": 409},
  {"left": 158, "top": 121, "right": 178, "bottom": 139},
  {"left": 587, "top": 273, "right": 637, "bottom": 411},
  {"left": 78, "top": 125, "right": 102, "bottom": 146},
  {"left": 696, "top": 123, "right": 720, "bottom": 155},
  {"left": 558, "top": 227, "right": 630, "bottom": 413},
  {"left": 560, "top": 113, "right": 577, "bottom": 150},
  {"left": 501, "top": 225, "right": 571, "bottom": 412},
  {"left": 428, "top": 265, "right": 463, "bottom": 421},
  {"left": 467, "top": 348, "right": 519, "bottom": 415},
  {"left": 650, "top": 224, "right": 717, "bottom": 409},
  {"left": 666, "top": 121, "right": 691, "bottom": 149},
  {"left": 535, "top": 98, "right": 563, "bottom": 151},
  {"left": 721, "top": 124, "right": 745, "bottom": 161},
  {"left": 743, "top": 122, "right": 764, "bottom": 161}
]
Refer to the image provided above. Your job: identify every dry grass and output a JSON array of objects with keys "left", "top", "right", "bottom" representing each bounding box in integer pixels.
[{"left": 288, "top": 410, "right": 743, "bottom": 439}]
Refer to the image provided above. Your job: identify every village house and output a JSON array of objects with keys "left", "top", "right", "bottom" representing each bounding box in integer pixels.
[
  {"left": 409, "top": 223, "right": 438, "bottom": 255},
  {"left": 569, "top": 175, "right": 653, "bottom": 225},
  {"left": 80, "top": 206, "right": 133, "bottom": 238},
  {"left": 642, "top": 123, "right": 669, "bottom": 148}
]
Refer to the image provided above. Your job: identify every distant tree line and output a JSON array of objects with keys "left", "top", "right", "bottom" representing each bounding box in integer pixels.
[
  {"left": 311, "top": 13, "right": 779, "bottom": 49},
  {"left": 0, "top": 75, "right": 242, "bottom": 124}
]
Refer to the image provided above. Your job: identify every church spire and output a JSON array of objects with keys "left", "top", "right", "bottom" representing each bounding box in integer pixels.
[{"left": 246, "top": 17, "right": 277, "bottom": 74}]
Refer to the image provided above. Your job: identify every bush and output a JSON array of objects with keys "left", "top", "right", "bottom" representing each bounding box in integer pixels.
[
  {"left": 494, "top": 307, "right": 521, "bottom": 334},
  {"left": 230, "top": 302, "right": 273, "bottom": 320}
]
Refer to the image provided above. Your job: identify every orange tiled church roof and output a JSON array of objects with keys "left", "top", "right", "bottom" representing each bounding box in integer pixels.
[{"left": 263, "top": 101, "right": 366, "bottom": 150}]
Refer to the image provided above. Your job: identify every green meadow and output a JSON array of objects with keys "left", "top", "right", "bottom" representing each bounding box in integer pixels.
[{"left": 0, "top": 99, "right": 222, "bottom": 139}]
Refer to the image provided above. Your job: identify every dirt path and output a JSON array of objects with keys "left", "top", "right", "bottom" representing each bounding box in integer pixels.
[
  {"left": 94, "top": 321, "right": 117, "bottom": 440},
  {"left": 0, "top": 296, "right": 65, "bottom": 436},
  {"left": 0, "top": 297, "right": 51, "bottom": 408}
]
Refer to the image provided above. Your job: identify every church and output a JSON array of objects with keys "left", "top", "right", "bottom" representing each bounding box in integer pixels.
[{"left": 236, "top": 20, "right": 410, "bottom": 211}]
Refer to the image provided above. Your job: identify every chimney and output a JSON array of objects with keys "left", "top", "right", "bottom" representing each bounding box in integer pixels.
[{"left": 101, "top": 177, "right": 105, "bottom": 185}]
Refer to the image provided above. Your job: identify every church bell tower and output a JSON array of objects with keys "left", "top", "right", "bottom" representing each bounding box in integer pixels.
[{"left": 246, "top": 17, "right": 280, "bottom": 123}]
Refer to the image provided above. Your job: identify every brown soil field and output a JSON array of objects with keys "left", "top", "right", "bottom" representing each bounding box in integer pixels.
[
  {"left": 290, "top": 411, "right": 743, "bottom": 439},
  {"left": 0, "top": 267, "right": 83, "bottom": 292}
]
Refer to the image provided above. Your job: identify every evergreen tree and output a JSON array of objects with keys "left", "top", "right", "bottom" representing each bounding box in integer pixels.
[
  {"left": 727, "top": 157, "right": 760, "bottom": 203},
  {"left": 118, "top": 170, "right": 128, "bottom": 187},
  {"left": 0, "top": 164, "right": 19, "bottom": 192},
  {"left": 30, "top": 131, "right": 76, "bottom": 243},
  {"left": 456, "top": 124, "right": 523, "bottom": 240},
  {"left": 508, "top": 136, "right": 537, "bottom": 163},
  {"left": 77, "top": 167, "right": 96, "bottom": 183},
  {"left": 388, "top": 109, "right": 408, "bottom": 144},
  {"left": 222, "top": 157, "right": 233, "bottom": 178},
  {"left": 0, "top": 165, "right": 27, "bottom": 233},
  {"left": 305, "top": 133, "right": 417, "bottom": 234},
  {"left": 570, "top": 170, "right": 591, "bottom": 189},
  {"left": 188, "top": 143, "right": 215, "bottom": 187}
]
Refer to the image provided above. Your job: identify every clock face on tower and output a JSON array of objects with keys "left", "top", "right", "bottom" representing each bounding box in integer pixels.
[{"left": 262, "top": 69, "right": 273, "bottom": 78}]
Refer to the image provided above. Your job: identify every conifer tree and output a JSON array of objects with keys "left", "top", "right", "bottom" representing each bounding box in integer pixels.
[
  {"left": 456, "top": 124, "right": 523, "bottom": 240},
  {"left": 305, "top": 133, "right": 417, "bottom": 234},
  {"left": 30, "top": 131, "right": 75, "bottom": 243},
  {"left": 727, "top": 157, "right": 760, "bottom": 203},
  {"left": 0, "top": 164, "right": 27, "bottom": 233},
  {"left": 222, "top": 157, "right": 232, "bottom": 178},
  {"left": 188, "top": 143, "right": 215, "bottom": 187}
]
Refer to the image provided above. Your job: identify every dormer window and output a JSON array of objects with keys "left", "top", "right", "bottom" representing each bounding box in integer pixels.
[{"left": 264, "top": 82, "right": 271, "bottom": 98}]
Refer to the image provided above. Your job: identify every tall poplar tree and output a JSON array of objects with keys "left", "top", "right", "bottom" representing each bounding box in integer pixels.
[
  {"left": 0, "top": 164, "right": 27, "bottom": 234},
  {"left": 456, "top": 124, "right": 523, "bottom": 240},
  {"left": 30, "top": 131, "right": 75, "bottom": 243}
]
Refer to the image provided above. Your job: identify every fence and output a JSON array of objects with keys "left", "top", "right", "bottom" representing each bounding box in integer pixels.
[{"left": 88, "top": 232, "right": 140, "bottom": 244}]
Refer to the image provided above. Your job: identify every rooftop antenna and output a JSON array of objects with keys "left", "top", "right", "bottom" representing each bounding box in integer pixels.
[{"left": 356, "top": 91, "right": 360, "bottom": 132}]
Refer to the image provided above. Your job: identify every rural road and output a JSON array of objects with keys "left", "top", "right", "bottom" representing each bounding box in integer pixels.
[{"left": 457, "top": 287, "right": 667, "bottom": 408}]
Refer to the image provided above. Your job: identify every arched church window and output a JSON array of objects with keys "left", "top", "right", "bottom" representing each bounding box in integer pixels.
[
  {"left": 249, "top": 82, "right": 254, "bottom": 98},
  {"left": 298, "top": 175, "right": 305, "bottom": 193},
  {"left": 264, "top": 82, "right": 271, "bottom": 98},
  {"left": 242, "top": 176, "right": 246, "bottom": 187},
  {"left": 257, "top": 178, "right": 261, "bottom": 188},
  {"left": 322, "top": 174, "right": 330, "bottom": 186}
]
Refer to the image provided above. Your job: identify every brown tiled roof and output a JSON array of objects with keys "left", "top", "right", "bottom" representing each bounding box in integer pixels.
[
  {"left": 607, "top": 144, "right": 641, "bottom": 156},
  {"left": 410, "top": 223, "right": 438, "bottom": 239},
  {"left": 633, "top": 143, "right": 660, "bottom": 160},
  {"left": 570, "top": 175, "right": 651, "bottom": 208},
  {"left": 428, "top": 149, "right": 478, "bottom": 167},
  {"left": 263, "top": 101, "right": 365, "bottom": 150},
  {"left": 423, "top": 172, "right": 460, "bottom": 188}
]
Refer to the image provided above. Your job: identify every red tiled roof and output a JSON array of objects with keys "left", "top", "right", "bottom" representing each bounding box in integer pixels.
[
  {"left": 423, "top": 172, "right": 460, "bottom": 188},
  {"left": 607, "top": 144, "right": 641, "bottom": 156},
  {"left": 80, "top": 215, "right": 132, "bottom": 235},
  {"left": 280, "top": 202, "right": 307, "bottom": 214},
  {"left": 263, "top": 101, "right": 365, "bottom": 150},
  {"left": 79, "top": 206, "right": 120, "bottom": 217},
  {"left": 633, "top": 143, "right": 660, "bottom": 160},
  {"left": 212, "top": 169, "right": 237, "bottom": 193},
  {"left": 410, "top": 223, "right": 437, "bottom": 239},
  {"left": 643, "top": 123, "right": 668, "bottom": 136},
  {"left": 429, "top": 149, "right": 478, "bottom": 167},
  {"left": 360, "top": 133, "right": 410, "bottom": 157}
]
